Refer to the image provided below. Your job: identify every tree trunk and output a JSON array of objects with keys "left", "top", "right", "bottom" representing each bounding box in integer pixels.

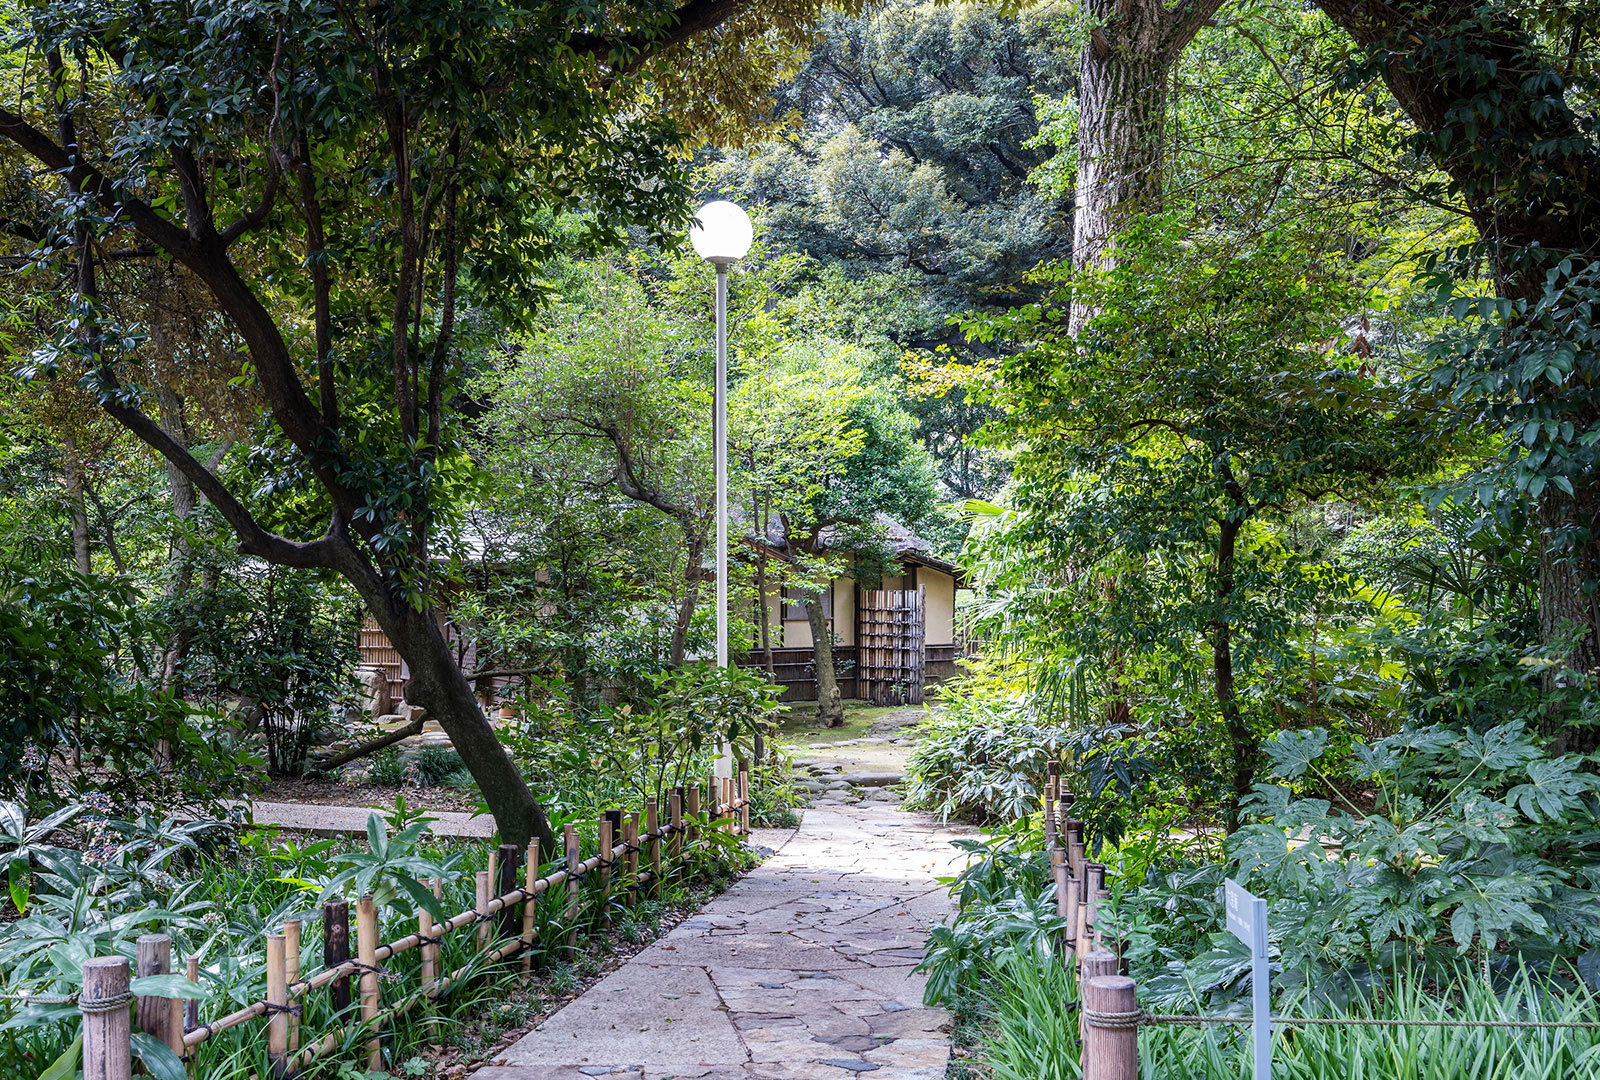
[
  {"left": 1212, "top": 515, "right": 1252, "bottom": 832},
  {"left": 61, "top": 434, "right": 92, "bottom": 574},
  {"left": 1316, "top": 0, "right": 1600, "bottom": 751},
  {"left": 1069, "top": 0, "right": 1225, "bottom": 333},
  {"left": 156, "top": 384, "right": 198, "bottom": 694},
  {"left": 371, "top": 596, "right": 556, "bottom": 856},
  {"left": 806, "top": 597, "right": 844, "bottom": 727}
]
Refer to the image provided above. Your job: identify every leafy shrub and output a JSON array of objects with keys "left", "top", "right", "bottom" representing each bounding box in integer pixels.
[
  {"left": 980, "top": 952, "right": 1081, "bottom": 1080},
  {"left": 409, "top": 747, "right": 468, "bottom": 785},
  {"left": 903, "top": 681, "right": 1071, "bottom": 823},
  {"left": 367, "top": 749, "right": 406, "bottom": 787},
  {"left": 1107, "top": 723, "right": 1600, "bottom": 1010}
]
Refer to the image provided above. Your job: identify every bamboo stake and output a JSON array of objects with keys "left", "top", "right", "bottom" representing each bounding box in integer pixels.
[
  {"left": 183, "top": 955, "right": 199, "bottom": 1032},
  {"left": 598, "top": 816, "right": 614, "bottom": 926},
  {"left": 419, "top": 882, "right": 437, "bottom": 1037},
  {"left": 669, "top": 788, "right": 683, "bottom": 862},
  {"left": 323, "top": 898, "right": 350, "bottom": 1015},
  {"left": 738, "top": 765, "right": 750, "bottom": 835},
  {"left": 1078, "top": 950, "right": 1121, "bottom": 1053},
  {"left": 265, "top": 933, "right": 288, "bottom": 1076},
  {"left": 520, "top": 850, "right": 538, "bottom": 979},
  {"left": 356, "top": 895, "right": 381, "bottom": 1070},
  {"left": 1062, "top": 875, "right": 1081, "bottom": 952},
  {"left": 284, "top": 918, "right": 301, "bottom": 1054},
  {"left": 497, "top": 843, "right": 521, "bottom": 942},
  {"left": 646, "top": 799, "right": 661, "bottom": 897},
  {"left": 475, "top": 870, "right": 492, "bottom": 952},
  {"left": 685, "top": 785, "right": 700, "bottom": 845},
  {"left": 1043, "top": 779, "right": 1058, "bottom": 848},
  {"left": 564, "top": 824, "right": 580, "bottom": 956},
  {"left": 624, "top": 812, "right": 639, "bottom": 894}
]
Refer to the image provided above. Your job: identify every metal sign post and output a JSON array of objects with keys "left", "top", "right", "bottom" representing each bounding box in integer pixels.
[{"left": 1225, "top": 878, "right": 1271, "bottom": 1080}]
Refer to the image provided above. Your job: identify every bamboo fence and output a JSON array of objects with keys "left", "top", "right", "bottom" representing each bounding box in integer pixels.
[{"left": 75, "top": 767, "right": 754, "bottom": 1080}]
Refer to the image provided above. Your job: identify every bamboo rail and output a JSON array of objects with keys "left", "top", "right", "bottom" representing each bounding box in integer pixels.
[{"left": 169, "top": 791, "right": 755, "bottom": 1063}]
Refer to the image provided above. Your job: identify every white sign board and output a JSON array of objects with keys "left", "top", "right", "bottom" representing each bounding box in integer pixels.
[{"left": 1224, "top": 879, "right": 1271, "bottom": 1080}]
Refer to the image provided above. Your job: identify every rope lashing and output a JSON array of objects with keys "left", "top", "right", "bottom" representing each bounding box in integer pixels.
[
  {"left": 77, "top": 990, "right": 136, "bottom": 1015},
  {"left": 1082, "top": 1006, "right": 1144, "bottom": 1030},
  {"left": 261, "top": 1001, "right": 302, "bottom": 1017},
  {"left": 1128, "top": 1013, "right": 1600, "bottom": 1031}
]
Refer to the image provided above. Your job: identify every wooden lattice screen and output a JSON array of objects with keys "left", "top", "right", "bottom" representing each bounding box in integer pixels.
[
  {"left": 857, "top": 586, "right": 926, "bottom": 705},
  {"left": 358, "top": 614, "right": 407, "bottom": 704}
]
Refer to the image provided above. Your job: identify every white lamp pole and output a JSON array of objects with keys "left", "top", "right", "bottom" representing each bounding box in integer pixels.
[{"left": 689, "top": 200, "right": 752, "bottom": 780}]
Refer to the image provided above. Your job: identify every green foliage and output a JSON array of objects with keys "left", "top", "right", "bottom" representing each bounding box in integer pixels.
[
  {"left": 979, "top": 951, "right": 1081, "bottom": 1080},
  {"left": 902, "top": 681, "right": 1070, "bottom": 823}
]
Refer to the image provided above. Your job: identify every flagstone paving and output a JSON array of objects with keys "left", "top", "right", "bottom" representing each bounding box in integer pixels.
[{"left": 472, "top": 800, "right": 973, "bottom": 1080}]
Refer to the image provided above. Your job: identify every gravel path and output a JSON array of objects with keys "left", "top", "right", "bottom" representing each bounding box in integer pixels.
[
  {"left": 237, "top": 799, "right": 497, "bottom": 838},
  {"left": 472, "top": 800, "right": 972, "bottom": 1080}
]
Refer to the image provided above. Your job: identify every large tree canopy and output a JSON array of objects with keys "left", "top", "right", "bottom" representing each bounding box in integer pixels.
[{"left": 0, "top": 0, "right": 836, "bottom": 852}]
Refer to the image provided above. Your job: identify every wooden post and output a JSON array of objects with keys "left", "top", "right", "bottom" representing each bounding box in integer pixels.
[
  {"left": 323, "top": 898, "right": 350, "bottom": 1015},
  {"left": 646, "top": 798, "right": 661, "bottom": 897},
  {"left": 598, "top": 815, "right": 614, "bottom": 925},
  {"left": 283, "top": 918, "right": 301, "bottom": 1054},
  {"left": 1084, "top": 862, "right": 1106, "bottom": 947},
  {"left": 738, "top": 765, "right": 750, "bottom": 835},
  {"left": 1078, "top": 949, "right": 1119, "bottom": 1047},
  {"left": 564, "top": 824, "right": 581, "bottom": 956},
  {"left": 707, "top": 770, "right": 718, "bottom": 822},
  {"left": 135, "top": 933, "right": 177, "bottom": 1054},
  {"left": 498, "top": 842, "right": 521, "bottom": 942},
  {"left": 419, "top": 881, "right": 437, "bottom": 1036},
  {"left": 724, "top": 777, "right": 735, "bottom": 833},
  {"left": 1066, "top": 821, "right": 1086, "bottom": 880},
  {"left": 685, "top": 785, "right": 700, "bottom": 845},
  {"left": 475, "top": 869, "right": 492, "bottom": 951},
  {"left": 669, "top": 788, "right": 684, "bottom": 862},
  {"left": 80, "top": 956, "right": 132, "bottom": 1080},
  {"left": 1082, "top": 974, "right": 1138, "bottom": 1080},
  {"left": 356, "top": 895, "right": 381, "bottom": 1070},
  {"left": 265, "top": 933, "right": 288, "bottom": 1077},
  {"left": 521, "top": 851, "right": 538, "bottom": 979}
]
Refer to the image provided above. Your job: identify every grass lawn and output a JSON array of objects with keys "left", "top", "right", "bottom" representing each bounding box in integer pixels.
[{"left": 775, "top": 700, "right": 924, "bottom": 747}]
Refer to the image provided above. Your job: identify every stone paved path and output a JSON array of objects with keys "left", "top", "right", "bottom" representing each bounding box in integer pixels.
[{"left": 474, "top": 800, "right": 971, "bottom": 1080}]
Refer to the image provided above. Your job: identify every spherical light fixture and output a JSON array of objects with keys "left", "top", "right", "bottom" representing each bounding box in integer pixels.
[{"left": 689, "top": 200, "right": 753, "bottom": 266}]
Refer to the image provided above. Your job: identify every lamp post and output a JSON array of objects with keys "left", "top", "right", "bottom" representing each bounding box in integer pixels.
[{"left": 689, "top": 200, "right": 752, "bottom": 780}]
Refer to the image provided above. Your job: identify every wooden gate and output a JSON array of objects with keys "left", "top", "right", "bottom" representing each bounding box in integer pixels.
[{"left": 857, "top": 586, "right": 926, "bottom": 705}]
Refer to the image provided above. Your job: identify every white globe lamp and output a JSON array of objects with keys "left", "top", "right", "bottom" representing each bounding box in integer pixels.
[{"left": 689, "top": 200, "right": 753, "bottom": 267}]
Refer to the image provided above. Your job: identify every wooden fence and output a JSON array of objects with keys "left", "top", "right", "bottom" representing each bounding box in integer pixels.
[
  {"left": 1040, "top": 762, "right": 1139, "bottom": 1080},
  {"left": 74, "top": 767, "right": 755, "bottom": 1080}
]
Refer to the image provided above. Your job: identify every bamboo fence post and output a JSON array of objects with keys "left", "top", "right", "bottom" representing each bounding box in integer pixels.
[
  {"left": 1082, "top": 974, "right": 1138, "bottom": 1080},
  {"left": 1043, "top": 779, "right": 1057, "bottom": 848},
  {"left": 625, "top": 812, "right": 639, "bottom": 896},
  {"left": 284, "top": 918, "right": 302, "bottom": 1054},
  {"left": 521, "top": 851, "right": 538, "bottom": 979},
  {"left": 183, "top": 955, "right": 199, "bottom": 1033},
  {"left": 1047, "top": 761, "right": 1060, "bottom": 837},
  {"left": 135, "top": 932, "right": 178, "bottom": 1054},
  {"left": 475, "top": 869, "right": 492, "bottom": 952},
  {"left": 266, "top": 933, "right": 288, "bottom": 1076},
  {"left": 724, "top": 777, "right": 735, "bottom": 833},
  {"left": 685, "top": 785, "right": 700, "bottom": 845},
  {"left": 1050, "top": 847, "right": 1071, "bottom": 920},
  {"left": 419, "top": 883, "right": 437, "bottom": 1037},
  {"left": 356, "top": 895, "right": 381, "bottom": 1071},
  {"left": 80, "top": 956, "right": 132, "bottom": 1080},
  {"left": 707, "top": 770, "right": 718, "bottom": 823},
  {"left": 1066, "top": 821, "right": 1085, "bottom": 880},
  {"left": 598, "top": 816, "right": 614, "bottom": 925},
  {"left": 564, "top": 824, "right": 581, "bottom": 956},
  {"left": 498, "top": 842, "right": 521, "bottom": 942},
  {"left": 738, "top": 765, "right": 750, "bottom": 835},
  {"left": 669, "top": 788, "right": 684, "bottom": 862},
  {"left": 323, "top": 898, "right": 351, "bottom": 1014},
  {"left": 1062, "top": 874, "right": 1082, "bottom": 953},
  {"left": 646, "top": 798, "right": 661, "bottom": 898}
]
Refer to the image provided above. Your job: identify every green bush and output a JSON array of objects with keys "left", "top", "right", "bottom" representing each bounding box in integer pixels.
[
  {"left": 409, "top": 747, "right": 467, "bottom": 785},
  {"left": 902, "top": 680, "right": 1071, "bottom": 823},
  {"left": 367, "top": 749, "right": 406, "bottom": 787}
]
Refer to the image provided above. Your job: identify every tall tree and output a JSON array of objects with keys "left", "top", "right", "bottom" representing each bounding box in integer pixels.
[
  {"left": 1, "top": 0, "right": 829, "bottom": 853},
  {"left": 1069, "top": 0, "right": 1229, "bottom": 330},
  {"left": 1315, "top": 0, "right": 1600, "bottom": 743}
]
